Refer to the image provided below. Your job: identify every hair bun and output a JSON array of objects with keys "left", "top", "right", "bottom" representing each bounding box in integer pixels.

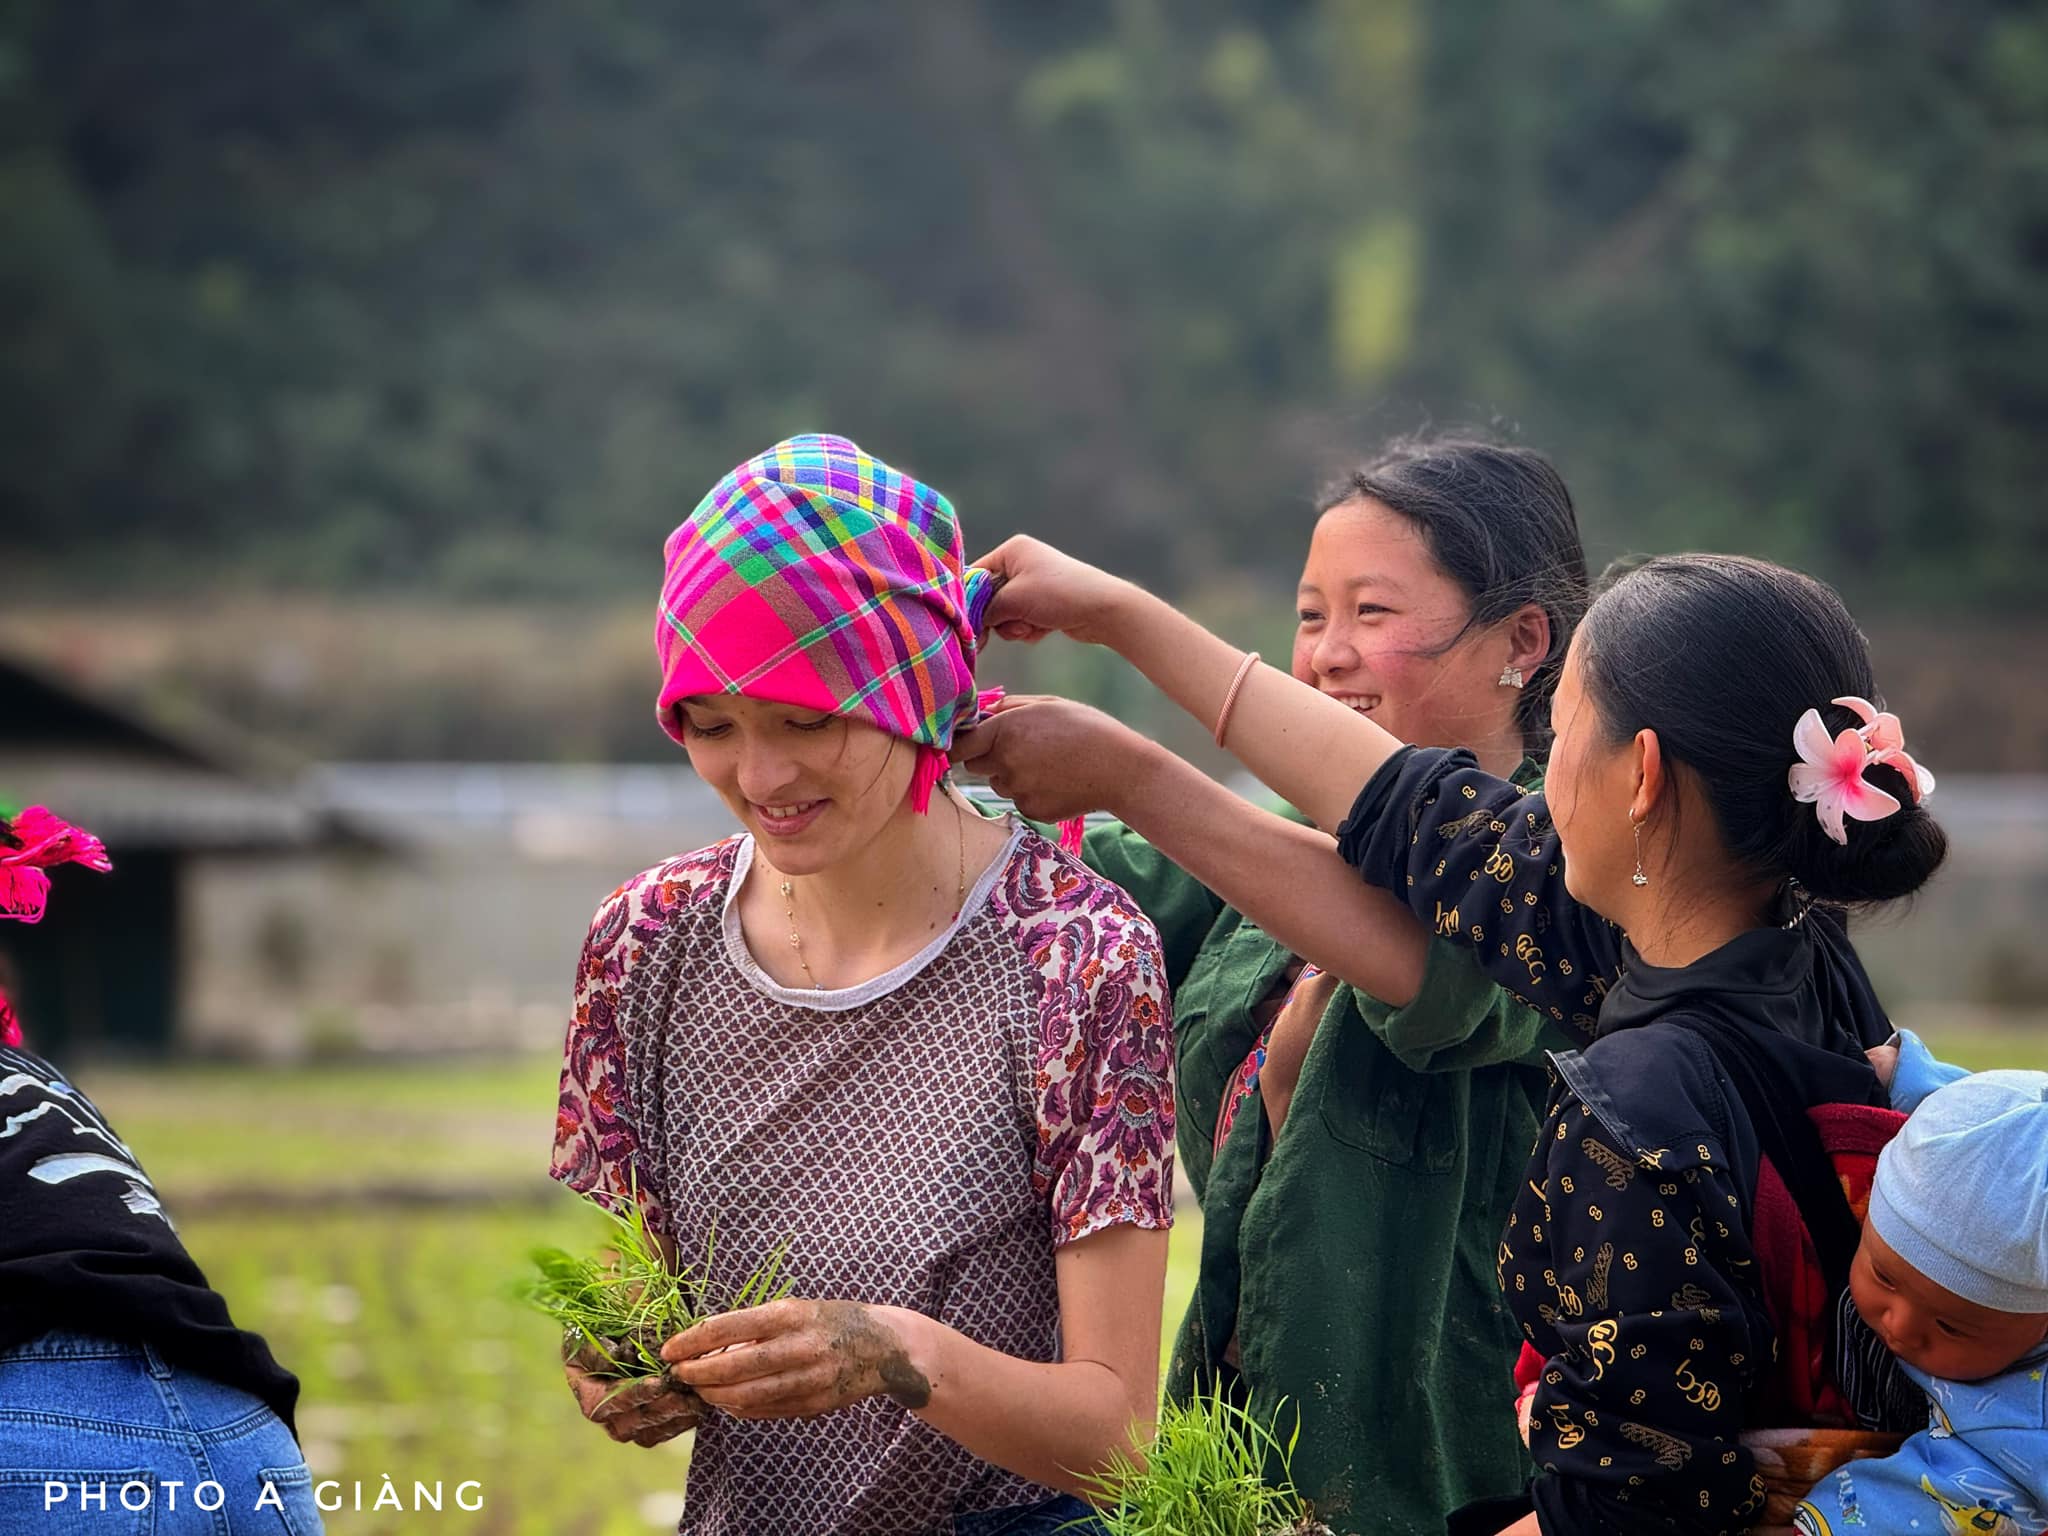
[
  {"left": 1786, "top": 761, "right": 1948, "bottom": 906},
  {"left": 1578, "top": 555, "right": 1949, "bottom": 910}
]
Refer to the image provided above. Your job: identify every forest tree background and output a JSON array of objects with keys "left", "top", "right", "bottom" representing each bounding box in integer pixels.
[{"left": 4, "top": 0, "right": 2045, "bottom": 763}]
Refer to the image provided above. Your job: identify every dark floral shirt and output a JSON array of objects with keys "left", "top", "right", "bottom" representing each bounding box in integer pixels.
[{"left": 1340, "top": 749, "right": 1797, "bottom": 1535}]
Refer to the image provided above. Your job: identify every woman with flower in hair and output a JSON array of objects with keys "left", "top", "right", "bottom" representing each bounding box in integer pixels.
[
  {"left": 959, "top": 543, "right": 1946, "bottom": 1536},
  {"left": 0, "top": 807, "right": 319, "bottom": 1534},
  {"left": 547, "top": 436, "right": 1174, "bottom": 1536}
]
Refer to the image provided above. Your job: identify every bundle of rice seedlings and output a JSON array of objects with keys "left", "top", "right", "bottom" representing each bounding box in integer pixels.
[
  {"left": 1084, "top": 1382, "right": 1334, "bottom": 1536},
  {"left": 523, "top": 1189, "right": 793, "bottom": 1384}
]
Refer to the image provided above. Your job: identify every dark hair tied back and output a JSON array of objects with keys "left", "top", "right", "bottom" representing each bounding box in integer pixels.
[
  {"left": 1321, "top": 434, "right": 1590, "bottom": 758},
  {"left": 1579, "top": 554, "right": 1947, "bottom": 907}
]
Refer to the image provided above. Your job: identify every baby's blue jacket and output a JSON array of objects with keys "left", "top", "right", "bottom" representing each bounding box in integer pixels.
[
  {"left": 1795, "top": 1031, "right": 2048, "bottom": 1536},
  {"left": 1794, "top": 1349, "right": 2048, "bottom": 1536}
]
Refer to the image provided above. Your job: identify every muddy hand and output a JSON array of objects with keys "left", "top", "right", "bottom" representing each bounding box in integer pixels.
[
  {"left": 565, "top": 1336, "right": 704, "bottom": 1447},
  {"left": 661, "top": 1298, "right": 932, "bottom": 1421},
  {"left": 972, "top": 536, "right": 1138, "bottom": 649},
  {"left": 951, "top": 695, "right": 1154, "bottom": 823}
]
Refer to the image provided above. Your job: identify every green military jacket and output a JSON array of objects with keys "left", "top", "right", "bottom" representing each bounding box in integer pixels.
[{"left": 1083, "top": 770, "right": 1574, "bottom": 1536}]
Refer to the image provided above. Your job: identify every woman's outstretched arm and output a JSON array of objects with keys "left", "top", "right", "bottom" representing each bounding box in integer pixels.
[
  {"left": 953, "top": 697, "right": 1430, "bottom": 1005},
  {"left": 975, "top": 535, "right": 1407, "bottom": 832}
]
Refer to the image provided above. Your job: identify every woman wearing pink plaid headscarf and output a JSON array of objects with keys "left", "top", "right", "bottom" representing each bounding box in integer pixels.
[{"left": 549, "top": 436, "right": 1176, "bottom": 1536}]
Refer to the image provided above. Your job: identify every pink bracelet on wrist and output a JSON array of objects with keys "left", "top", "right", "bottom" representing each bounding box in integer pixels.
[{"left": 1214, "top": 651, "right": 1261, "bottom": 748}]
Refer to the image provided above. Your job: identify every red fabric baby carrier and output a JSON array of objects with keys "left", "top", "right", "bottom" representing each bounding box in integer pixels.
[{"left": 1750, "top": 1099, "right": 1905, "bottom": 1425}]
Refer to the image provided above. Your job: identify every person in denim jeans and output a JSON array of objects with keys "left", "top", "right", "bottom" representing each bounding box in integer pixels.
[
  {"left": 1, "top": 811, "right": 321, "bottom": 1534},
  {"left": 0, "top": 1332, "right": 321, "bottom": 1535}
]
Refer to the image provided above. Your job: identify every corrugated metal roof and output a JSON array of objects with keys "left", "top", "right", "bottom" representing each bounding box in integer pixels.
[
  {"left": 0, "top": 653, "right": 376, "bottom": 852},
  {"left": 312, "top": 762, "right": 727, "bottom": 828},
  {"left": 0, "top": 751, "right": 338, "bottom": 851}
]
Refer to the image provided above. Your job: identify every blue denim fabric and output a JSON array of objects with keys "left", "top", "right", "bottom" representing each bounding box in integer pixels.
[
  {"left": 0, "top": 1332, "right": 322, "bottom": 1536},
  {"left": 953, "top": 1492, "right": 1105, "bottom": 1536}
]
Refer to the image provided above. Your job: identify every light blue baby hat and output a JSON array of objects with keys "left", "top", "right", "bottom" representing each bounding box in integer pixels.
[{"left": 1867, "top": 1069, "right": 2048, "bottom": 1313}]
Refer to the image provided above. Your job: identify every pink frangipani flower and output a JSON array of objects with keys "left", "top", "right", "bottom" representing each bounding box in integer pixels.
[
  {"left": 1831, "top": 696, "right": 1936, "bottom": 803},
  {"left": 1789, "top": 709, "right": 1902, "bottom": 846},
  {"left": 0, "top": 987, "right": 18, "bottom": 1049}
]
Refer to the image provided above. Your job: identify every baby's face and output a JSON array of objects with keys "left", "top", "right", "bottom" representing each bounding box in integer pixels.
[{"left": 1850, "top": 1225, "right": 2048, "bottom": 1382}]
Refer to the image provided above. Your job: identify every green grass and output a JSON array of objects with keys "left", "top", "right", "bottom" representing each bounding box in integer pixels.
[
  {"left": 75, "top": 1055, "right": 557, "bottom": 1194},
  {"left": 185, "top": 1199, "right": 697, "bottom": 1536},
  {"left": 1910, "top": 1023, "right": 2048, "bottom": 1074},
  {"left": 525, "top": 1193, "right": 795, "bottom": 1382},
  {"left": 1085, "top": 1382, "right": 1318, "bottom": 1536}
]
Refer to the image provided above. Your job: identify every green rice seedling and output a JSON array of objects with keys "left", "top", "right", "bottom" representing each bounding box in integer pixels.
[
  {"left": 522, "top": 1187, "right": 794, "bottom": 1384},
  {"left": 1081, "top": 1381, "right": 1333, "bottom": 1536}
]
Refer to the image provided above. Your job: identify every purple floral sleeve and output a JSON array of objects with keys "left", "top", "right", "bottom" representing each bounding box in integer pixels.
[
  {"left": 548, "top": 844, "right": 732, "bottom": 1236},
  {"left": 1010, "top": 842, "right": 1177, "bottom": 1246}
]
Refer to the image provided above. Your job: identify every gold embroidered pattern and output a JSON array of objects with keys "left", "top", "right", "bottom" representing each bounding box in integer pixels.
[
  {"left": 1586, "top": 1317, "right": 1618, "bottom": 1380},
  {"left": 1437, "top": 807, "right": 1495, "bottom": 840},
  {"left": 1588, "top": 1243, "right": 1614, "bottom": 1310},
  {"left": 1547, "top": 1403, "right": 1585, "bottom": 1451},
  {"left": 1619, "top": 1422, "right": 1692, "bottom": 1470},
  {"left": 1674, "top": 1358, "right": 1722, "bottom": 1413},
  {"left": 1582, "top": 1137, "right": 1635, "bottom": 1190}
]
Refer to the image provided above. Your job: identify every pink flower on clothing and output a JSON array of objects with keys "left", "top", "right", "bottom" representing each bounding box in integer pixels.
[
  {"left": 0, "top": 867, "right": 51, "bottom": 924},
  {"left": 0, "top": 806, "right": 113, "bottom": 924}
]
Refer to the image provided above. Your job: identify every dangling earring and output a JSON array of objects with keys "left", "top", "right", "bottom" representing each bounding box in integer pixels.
[
  {"left": 1498, "top": 666, "right": 1525, "bottom": 689},
  {"left": 1630, "top": 812, "right": 1649, "bottom": 887}
]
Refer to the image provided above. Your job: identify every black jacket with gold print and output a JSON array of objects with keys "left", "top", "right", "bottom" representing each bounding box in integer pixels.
[{"left": 1338, "top": 747, "right": 1895, "bottom": 1536}]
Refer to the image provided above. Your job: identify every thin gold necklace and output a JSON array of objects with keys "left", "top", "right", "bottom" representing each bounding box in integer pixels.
[{"left": 780, "top": 794, "right": 969, "bottom": 991}]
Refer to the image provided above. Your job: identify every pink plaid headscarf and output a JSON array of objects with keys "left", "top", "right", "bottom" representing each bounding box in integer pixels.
[{"left": 657, "top": 435, "right": 1026, "bottom": 822}]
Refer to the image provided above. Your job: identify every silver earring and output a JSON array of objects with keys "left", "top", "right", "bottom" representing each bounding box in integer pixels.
[
  {"left": 1499, "top": 666, "right": 1525, "bottom": 689},
  {"left": 1630, "top": 815, "right": 1649, "bottom": 887}
]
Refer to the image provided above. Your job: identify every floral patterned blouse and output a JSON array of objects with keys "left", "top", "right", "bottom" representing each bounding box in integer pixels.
[{"left": 550, "top": 818, "right": 1174, "bottom": 1536}]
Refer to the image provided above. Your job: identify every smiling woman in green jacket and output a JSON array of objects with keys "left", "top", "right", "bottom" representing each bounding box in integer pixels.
[{"left": 970, "top": 437, "right": 1589, "bottom": 1535}]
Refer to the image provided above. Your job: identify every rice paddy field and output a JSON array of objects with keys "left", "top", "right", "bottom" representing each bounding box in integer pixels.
[{"left": 74, "top": 1020, "right": 2045, "bottom": 1536}]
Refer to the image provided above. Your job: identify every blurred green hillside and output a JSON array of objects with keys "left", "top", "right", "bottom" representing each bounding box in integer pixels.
[{"left": 4, "top": 1, "right": 2045, "bottom": 609}]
